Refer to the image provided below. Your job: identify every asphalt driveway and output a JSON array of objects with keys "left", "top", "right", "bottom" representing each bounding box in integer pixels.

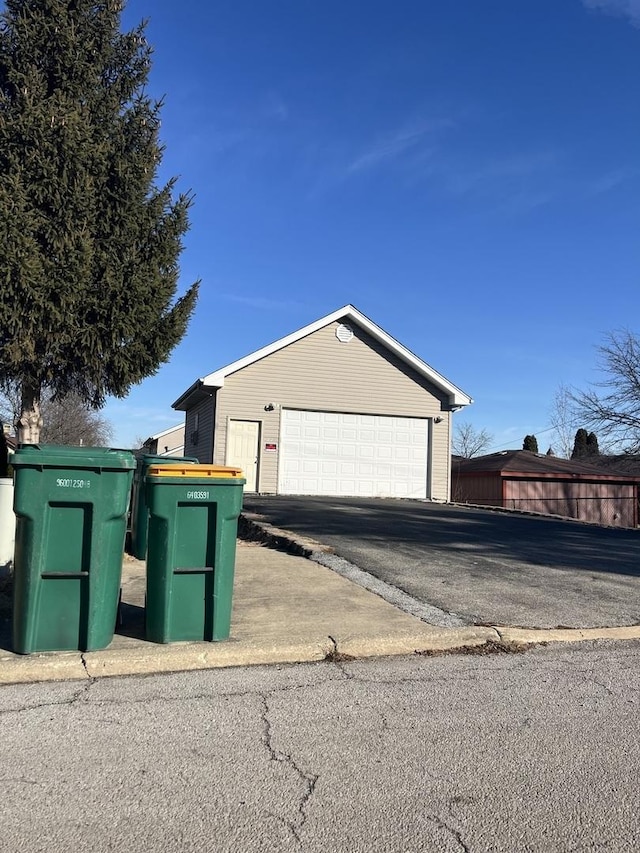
[{"left": 242, "top": 496, "right": 640, "bottom": 629}]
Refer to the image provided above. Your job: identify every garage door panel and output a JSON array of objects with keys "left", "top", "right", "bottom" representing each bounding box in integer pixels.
[{"left": 279, "top": 410, "right": 428, "bottom": 498}]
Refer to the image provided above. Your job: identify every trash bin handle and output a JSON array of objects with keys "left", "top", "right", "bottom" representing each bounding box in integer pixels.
[
  {"left": 173, "top": 567, "right": 214, "bottom": 574},
  {"left": 41, "top": 572, "right": 90, "bottom": 579}
]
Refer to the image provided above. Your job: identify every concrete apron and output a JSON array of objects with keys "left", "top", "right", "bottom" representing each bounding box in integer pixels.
[{"left": 2, "top": 532, "right": 640, "bottom": 685}]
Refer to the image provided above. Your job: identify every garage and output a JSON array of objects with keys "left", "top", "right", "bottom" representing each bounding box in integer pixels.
[
  {"left": 174, "top": 305, "right": 472, "bottom": 501},
  {"left": 278, "top": 409, "right": 429, "bottom": 498},
  {"left": 453, "top": 449, "right": 640, "bottom": 528}
]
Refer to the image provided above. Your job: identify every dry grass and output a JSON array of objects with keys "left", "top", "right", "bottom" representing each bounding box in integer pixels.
[{"left": 416, "top": 639, "right": 541, "bottom": 657}]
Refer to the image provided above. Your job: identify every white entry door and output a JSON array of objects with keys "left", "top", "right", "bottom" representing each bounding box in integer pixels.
[
  {"left": 227, "top": 420, "right": 260, "bottom": 491},
  {"left": 278, "top": 410, "right": 428, "bottom": 498}
]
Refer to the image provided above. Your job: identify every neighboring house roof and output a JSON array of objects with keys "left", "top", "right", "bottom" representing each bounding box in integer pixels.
[
  {"left": 584, "top": 454, "right": 640, "bottom": 477},
  {"left": 454, "top": 450, "right": 640, "bottom": 481},
  {"left": 173, "top": 304, "right": 473, "bottom": 411},
  {"left": 139, "top": 423, "right": 185, "bottom": 457},
  {"left": 144, "top": 423, "right": 184, "bottom": 443}
]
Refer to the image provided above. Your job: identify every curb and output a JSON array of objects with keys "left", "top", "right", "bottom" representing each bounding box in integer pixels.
[
  {"left": 0, "top": 629, "right": 491, "bottom": 686},
  {"left": 2, "top": 623, "right": 640, "bottom": 686},
  {"left": 237, "top": 512, "right": 331, "bottom": 557},
  {"left": 497, "top": 625, "right": 640, "bottom": 645}
]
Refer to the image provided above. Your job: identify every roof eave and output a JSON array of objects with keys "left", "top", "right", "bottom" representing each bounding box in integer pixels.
[
  {"left": 504, "top": 470, "right": 640, "bottom": 482},
  {"left": 150, "top": 422, "right": 185, "bottom": 441},
  {"left": 172, "top": 380, "right": 217, "bottom": 411},
  {"left": 459, "top": 468, "right": 640, "bottom": 482},
  {"left": 347, "top": 309, "right": 473, "bottom": 407}
]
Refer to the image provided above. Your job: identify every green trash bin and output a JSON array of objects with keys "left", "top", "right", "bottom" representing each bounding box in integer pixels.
[
  {"left": 12, "top": 445, "right": 135, "bottom": 654},
  {"left": 129, "top": 453, "right": 198, "bottom": 560},
  {"left": 145, "top": 464, "right": 245, "bottom": 644}
]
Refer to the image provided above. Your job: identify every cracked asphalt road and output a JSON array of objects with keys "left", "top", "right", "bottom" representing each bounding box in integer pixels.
[
  {"left": 242, "top": 496, "right": 640, "bottom": 629},
  {"left": 1, "top": 641, "right": 640, "bottom": 852}
]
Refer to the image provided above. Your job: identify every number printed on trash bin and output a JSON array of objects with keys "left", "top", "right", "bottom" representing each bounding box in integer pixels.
[
  {"left": 186, "top": 490, "right": 209, "bottom": 500},
  {"left": 56, "top": 478, "right": 91, "bottom": 489}
]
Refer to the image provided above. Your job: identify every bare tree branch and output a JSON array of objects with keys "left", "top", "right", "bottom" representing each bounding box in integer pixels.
[
  {"left": 0, "top": 381, "right": 22, "bottom": 430},
  {"left": 548, "top": 383, "right": 579, "bottom": 458},
  {"left": 0, "top": 384, "right": 112, "bottom": 446},
  {"left": 570, "top": 330, "right": 640, "bottom": 453},
  {"left": 452, "top": 421, "right": 494, "bottom": 458}
]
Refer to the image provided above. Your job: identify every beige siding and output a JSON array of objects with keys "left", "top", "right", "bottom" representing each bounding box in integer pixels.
[
  {"left": 155, "top": 424, "right": 185, "bottom": 456},
  {"left": 213, "top": 321, "right": 452, "bottom": 498},
  {"left": 184, "top": 396, "right": 215, "bottom": 462}
]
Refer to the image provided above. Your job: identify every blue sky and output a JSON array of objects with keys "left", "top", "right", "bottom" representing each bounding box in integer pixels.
[{"left": 105, "top": 0, "right": 640, "bottom": 453}]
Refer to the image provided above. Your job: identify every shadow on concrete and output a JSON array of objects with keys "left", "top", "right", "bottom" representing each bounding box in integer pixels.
[
  {"left": 0, "top": 570, "right": 147, "bottom": 653},
  {"left": 116, "top": 602, "right": 145, "bottom": 641}
]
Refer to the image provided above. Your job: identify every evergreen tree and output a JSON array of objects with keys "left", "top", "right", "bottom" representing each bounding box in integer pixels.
[
  {"left": 571, "top": 428, "right": 589, "bottom": 459},
  {"left": 0, "top": 1, "right": 198, "bottom": 442},
  {"left": 586, "top": 431, "right": 599, "bottom": 457},
  {"left": 523, "top": 435, "right": 539, "bottom": 452}
]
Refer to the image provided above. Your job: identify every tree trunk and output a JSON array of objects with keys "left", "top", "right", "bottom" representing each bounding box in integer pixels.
[{"left": 17, "top": 381, "right": 43, "bottom": 445}]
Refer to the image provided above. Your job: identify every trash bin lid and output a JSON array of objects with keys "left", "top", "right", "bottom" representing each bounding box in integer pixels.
[
  {"left": 137, "top": 454, "right": 199, "bottom": 466},
  {"left": 12, "top": 444, "right": 136, "bottom": 470},
  {"left": 147, "top": 464, "right": 244, "bottom": 479}
]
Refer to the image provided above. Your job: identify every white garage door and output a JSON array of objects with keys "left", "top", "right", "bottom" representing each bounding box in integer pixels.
[{"left": 278, "top": 410, "right": 428, "bottom": 498}]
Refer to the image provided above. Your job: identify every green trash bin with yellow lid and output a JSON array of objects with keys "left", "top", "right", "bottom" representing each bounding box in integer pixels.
[
  {"left": 129, "top": 453, "right": 198, "bottom": 560},
  {"left": 145, "top": 464, "right": 245, "bottom": 644},
  {"left": 12, "top": 444, "right": 135, "bottom": 654}
]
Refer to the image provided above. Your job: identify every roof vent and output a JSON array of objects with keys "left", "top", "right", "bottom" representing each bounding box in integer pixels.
[{"left": 336, "top": 323, "right": 354, "bottom": 343}]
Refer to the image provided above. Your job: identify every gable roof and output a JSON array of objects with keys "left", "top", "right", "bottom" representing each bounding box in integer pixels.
[
  {"left": 455, "top": 450, "right": 640, "bottom": 481},
  {"left": 173, "top": 304, "right": 473, "bottom": 411},
  {"left": 147, "top": 423, "right": 184, "bottom": 442}
]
